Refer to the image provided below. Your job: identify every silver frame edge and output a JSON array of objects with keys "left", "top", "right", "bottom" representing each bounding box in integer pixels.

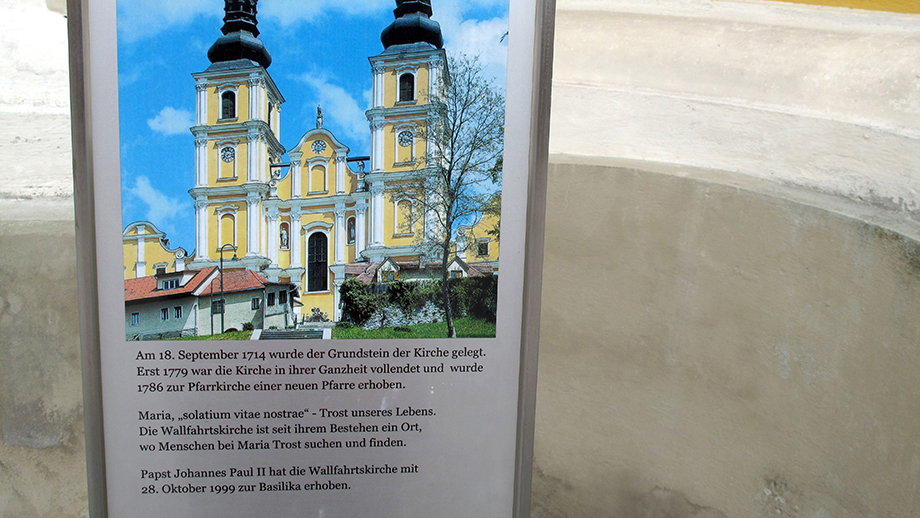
[
  {"left": 512, "top": 0, "right": 556, "bottom": 517},
  {"left": 68, "top": 0, "right": 109, "bottom": 516}
]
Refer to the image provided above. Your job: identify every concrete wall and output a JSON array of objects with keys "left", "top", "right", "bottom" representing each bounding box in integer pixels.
[
  {"left": 532, "top": 158, "right": 920, "bottom": 517},
  {"left": 0, "top": 0, "right": 87, "bottom": 516},
  {"left": 0, "top": 203, "right": 86, "bottom": 518},
  {"left": 531, "top": 0, "right": 920, "bottom": 516},
  {"left": 551, "top": 0, "right": 920, "bottom": 217}
]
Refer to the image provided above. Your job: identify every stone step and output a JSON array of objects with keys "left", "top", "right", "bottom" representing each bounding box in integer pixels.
[{"left": 259, "top": 329, "right": 324, "bottom": 340}]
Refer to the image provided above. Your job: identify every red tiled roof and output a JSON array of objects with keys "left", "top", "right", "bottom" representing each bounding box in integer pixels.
[
  {"left": 124, "top": 267, "right": 217, "bottom": 302},
  {"left": 342, "top": 257, "right": 495, "bottom": 284},
  {"left": 393, "top": 261, "right": 443, "bottom": 271},
  {"left": 355, "top": 262, "right": 383, "bottom": 283},
  {"left": 124, "top": 267, "right": 289, "bottom": 303},
  {"left": 467, "top": 263, "right": 494, "bottom": 277},
  {"left": 201, "top": 268, "right": 273, "bottom": 294},
  {"left": 344, "top": 262, "right": 374, "bottom": 275}
]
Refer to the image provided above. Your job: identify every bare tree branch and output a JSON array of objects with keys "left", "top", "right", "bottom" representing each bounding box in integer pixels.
[{"left": 388, "top": 54, "right": 504, "bottom": 337}]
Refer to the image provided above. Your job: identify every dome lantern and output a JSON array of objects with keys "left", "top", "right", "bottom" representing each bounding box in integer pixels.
[
  {"left": 381, "top": 0, "right": 444, "bottom": 50},
  {"left": 207, "top": 0, "right": 272, "bottom": 69}
]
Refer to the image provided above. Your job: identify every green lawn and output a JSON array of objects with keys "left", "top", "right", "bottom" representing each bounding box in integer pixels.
[
  {"left": 332, "top": 317, "right": 496, "bottom": 339},
  {"left": 172, "top": 330, "right": 253, "bottom": 341}
]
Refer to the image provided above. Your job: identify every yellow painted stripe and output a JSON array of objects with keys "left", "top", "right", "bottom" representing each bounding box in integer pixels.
[{"left": 759, "top": 0, "right": 920, "bottom": 14}]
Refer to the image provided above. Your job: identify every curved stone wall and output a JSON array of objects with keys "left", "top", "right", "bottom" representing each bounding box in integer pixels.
[
  {"left": 536, "top": 2, "right": 920, "bottom": 514},
  {"left": 551, "top": 0, "right": 920, "bottom": 217},
  {"left": 532, "top": 156, "right": 920, "bottom": 517}
]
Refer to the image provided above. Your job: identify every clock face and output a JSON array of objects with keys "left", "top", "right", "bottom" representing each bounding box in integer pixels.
[
  {"left": 398, "top": 131, "right": 413, "bottom": 147},
  {"left": 220, "top": 147, "right": 235, "bottom": 162},
  {"left": 311, "top": 140, "right": 326, "bottom": 154}
]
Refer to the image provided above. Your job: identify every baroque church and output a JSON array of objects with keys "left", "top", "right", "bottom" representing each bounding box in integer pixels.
[{"left": 122, "top": 0, "right": 499, "bottom": 327}]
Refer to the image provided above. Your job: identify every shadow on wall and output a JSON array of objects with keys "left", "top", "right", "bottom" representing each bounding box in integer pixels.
[
  {"left": 0, "top": 210, "right": 87, "bottom": 518},
  {"left": 531, "top": 158, "right": 920, "bottom": 518},
  {"left": 532, "top": 464, "right": 729, "bottom": 518}
]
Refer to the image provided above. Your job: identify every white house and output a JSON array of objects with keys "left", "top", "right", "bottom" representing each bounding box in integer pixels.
[{"left": 124, "top": 267, "right": 295, "bottom": 340}]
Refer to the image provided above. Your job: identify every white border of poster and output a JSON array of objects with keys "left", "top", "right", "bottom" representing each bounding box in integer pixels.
[{"left": 69, "top": 0, "right": 554, "bottom": 516}]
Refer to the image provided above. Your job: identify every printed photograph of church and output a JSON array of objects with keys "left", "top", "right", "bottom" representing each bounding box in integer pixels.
[{"left": 120, "top": 0, "right": 507, "bottom": 340}]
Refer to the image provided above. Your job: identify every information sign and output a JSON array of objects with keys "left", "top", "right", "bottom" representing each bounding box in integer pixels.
[{"left": 69, "top": 0, "right": 554, "bottom": 516}]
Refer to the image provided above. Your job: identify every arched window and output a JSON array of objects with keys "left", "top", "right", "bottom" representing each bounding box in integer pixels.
[
  {"left": 398, "top": 73, "right": 415, "bottom": 102},
  {"left": 221, "top": 91, "right": 236, "bottom": 119},
  {"left": 307, "top": 232, "right": 328, "bottom": 292}
]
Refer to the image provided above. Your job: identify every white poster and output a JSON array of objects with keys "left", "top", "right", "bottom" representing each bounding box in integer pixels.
[{"left": 74, "top": 0, "right": 550, "bottom": 516}]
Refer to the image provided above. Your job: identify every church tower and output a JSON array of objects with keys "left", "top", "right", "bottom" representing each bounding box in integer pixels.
[
  {"left": 363, "top": 0, "right": 447, "bottom": 262},
  {"left": 188, "top": 0, "right": 285, "bottom": 271}
]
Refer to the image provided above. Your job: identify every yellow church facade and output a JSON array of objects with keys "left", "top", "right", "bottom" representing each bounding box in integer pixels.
[
  {"left": 123, "top": 0, "right": 499, "bottom": 325},
  {"left": 123, "top": 221, "right": 190, "bottom": 278}
]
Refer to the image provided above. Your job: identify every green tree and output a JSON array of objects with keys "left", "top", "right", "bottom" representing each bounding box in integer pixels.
[{"left": 399, "top": 55, "right": 504, "bottom": 337}]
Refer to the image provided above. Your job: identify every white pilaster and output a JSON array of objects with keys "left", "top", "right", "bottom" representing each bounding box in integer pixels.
[
  {"left": 196, "top": 82, "right": 207, "bottom": 125},
  {"left": 246, "top": 193, "right": 260, "bottom": 256},
  {"left": 262, "top": 208, "right": 268, "bottom": 258},
  {"left": 195, "top": 199, "right": 209, "bottom": 260},
  {"left": 267, "top": 208, "right": 279, "bottom": 267},
  {"left": 195, "top": 138, "right": 208, "bottom": 187},
  {"left": 426, "top": 114, "right": 438, "bottom": 165},
  {"left": 290, "top": 209, "right": 302, "bottom": 268},
  {"left": 428, "top": 55, "right": 442, "bottom": 97},
  {"left": 373, "top": 63, "right": 386, "bottom": 108},
  {"left": 425, "top": 177, "right": 438, "bottom": 240},
  {"left": 249, "top": 77, "right": 260, "bottom": 121},
  {"left": 332, "top": 279, "right": 342, "bottom": 321},
  {"left": 371, "top": 183, "right": 385, "bottom": 246},
  {"left": 371, "top": 120, "right": 385, "bottom": 173},
  {"left": 291, "top": 159, "right": 302, "bottom": 198},
  {"left": 355, "top": 200, "right": 367, "bottom": 255},
  {"left": 257, "top": 136, "right": 265, "bottom": 182},
  {"left": 259, "top": 81, "right": 266, "bottom": 121},
  {"left": 136, "top": 224, "right": 146, "bottom": 278},
  {"left": 334, "top": 206, "right": 346, "bottom": 265},
  {"left": 335, "top": 155, "right": 346, "bottom": 195},
  {"left": 248, "top": 130, "right": 259, "bottom": 182}
]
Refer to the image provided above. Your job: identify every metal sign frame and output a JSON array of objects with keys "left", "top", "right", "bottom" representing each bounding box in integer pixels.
[{"left": 69, "top": 0, "right": 554, "bottom": 516}]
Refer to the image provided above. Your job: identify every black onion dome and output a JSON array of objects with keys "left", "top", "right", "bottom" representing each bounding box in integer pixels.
[
  {"left": 381, "top": 0, "right": 443, "bottom": 50},
  {"left": 207, "top": 0, "right": 272, "bottom": 69}
]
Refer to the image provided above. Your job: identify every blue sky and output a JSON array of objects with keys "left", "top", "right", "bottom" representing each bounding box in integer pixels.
[{"left": 118, "top": 0, "right": 509, "bottom": 252}]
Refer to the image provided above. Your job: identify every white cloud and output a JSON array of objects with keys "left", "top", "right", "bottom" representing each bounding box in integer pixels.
[
  {"left": 298, "top": 74, "right": 370, "bottom": 146},
  {"left": 461, "top": 0, "right": 510, "bottom": 8},
  {"left": 147, "top": 107, "right": 194, "bottom": 136},
  {"left": 434, "top": 5, "right": 509, "bottom": 86},
  {"left": 259, "top": 0, "right": 390, "bottom": 26},
  {"left": 117, "top": 0, "right": 221, "bottom": 42},
  {"left": 117, "top": 0, "right": 389, "bottom": 39},
  {"left": 447, "top": 17, "right": 508, "bottom": 85},
  {"left": 127, "top": 176, "right": 184, "bottom": 234},
  {"left": 118, "top": 67, "right": 142, "bottom": 88}
]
